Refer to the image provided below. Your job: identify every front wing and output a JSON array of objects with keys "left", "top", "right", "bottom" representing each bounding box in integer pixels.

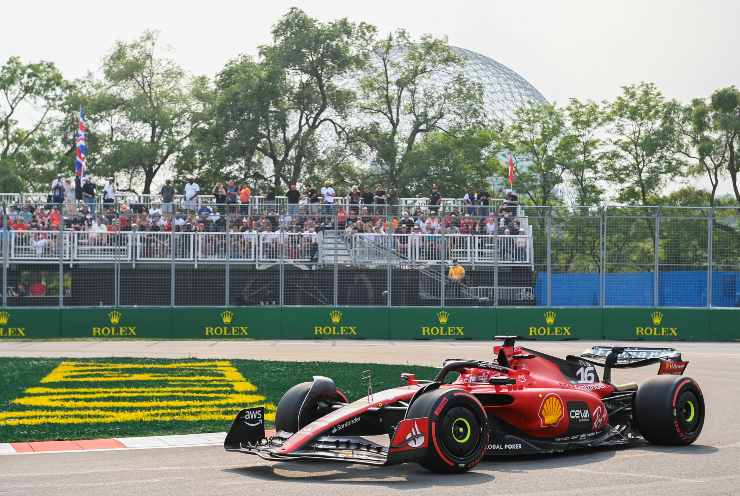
[{"left": 225, "top": 407, "right": 428, "bottom": 466}]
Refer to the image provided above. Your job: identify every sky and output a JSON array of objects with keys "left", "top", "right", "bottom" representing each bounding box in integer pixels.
[{"left": 2, "top": 0, "right": 738, "bottom": 193}]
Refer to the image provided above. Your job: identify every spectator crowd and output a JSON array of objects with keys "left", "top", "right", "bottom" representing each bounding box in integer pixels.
[{"left": 1, "top": 176, "right": 524, "bottom": 262}]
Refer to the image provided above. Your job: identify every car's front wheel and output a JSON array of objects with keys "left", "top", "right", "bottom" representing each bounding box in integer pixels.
[
  {"left": 406, "top": 388, "right": 489, "bottom": 473},
  {"left": 274, "top": 376, "right": 347, "bottom": 433}
]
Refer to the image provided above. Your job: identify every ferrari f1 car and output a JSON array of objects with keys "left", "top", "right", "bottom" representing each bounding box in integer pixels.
[{"left": 225, "top": 337, "right": 705, "bottom": 473}]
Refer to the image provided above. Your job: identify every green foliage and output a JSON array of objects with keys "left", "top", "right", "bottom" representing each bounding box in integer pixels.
[
  {"left": 603, "top": 82, "right": 685, "bottom": 205},
  {"left": 355, "top": 30, "right": 484, "bottom": 197},
  {"left": 0, "top": 56, "right": 69, "bottom": 191},
  {"left": 75, "top": 31, "right": 204, "bottom": 193},
  {"left": 401, "top": 129, "right": 500, "bottom": 197},
  {"left": 502, "top": 102, "right": 570, "bottom": 206},
  {"left": 561, "top": 99, "right": 608, "bottom": 206}
]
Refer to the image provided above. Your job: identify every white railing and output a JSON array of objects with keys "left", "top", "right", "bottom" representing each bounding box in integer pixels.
[
  {"left": 9, "top": 231, "right": 70, "bottom": 260},
  {"left": 5, "top": 230, "right": 526, "bottom": 265},
  {"left": 350, "top": 234, "right": 531, "bottom": 265},
  {"left": 73, "top": 231, "right": 132, "bottom": 261},
  {"left": 258, "top": 232, "right": 316, "bottom": 262}
]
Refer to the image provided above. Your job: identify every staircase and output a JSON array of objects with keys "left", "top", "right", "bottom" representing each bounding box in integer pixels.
[{"left": 317, "top": 230, "right": 353, "bottom": 265}]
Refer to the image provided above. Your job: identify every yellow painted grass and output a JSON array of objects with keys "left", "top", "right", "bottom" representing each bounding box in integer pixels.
[{"left": 0, "top": 360, "right": 275, "bottom": 426}]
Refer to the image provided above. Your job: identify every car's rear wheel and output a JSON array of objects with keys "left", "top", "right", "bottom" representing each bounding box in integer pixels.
[
  {"left": 406, "top": 388, "right": 488, "bottom": 473},
  {"left": 634, "top": 375, "right": 704, "bottom": 445},
  {"left": 274, "top": 376, "right": 347, "bottom": 433}
]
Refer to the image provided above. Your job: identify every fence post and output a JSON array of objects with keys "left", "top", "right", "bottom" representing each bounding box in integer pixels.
[
  {"left": 386, "top": 248, "right": 392, "bottom": 307},
  {"left": 600, "top": 206, "right": 606, "bottom": 307},
  {"left": 2, "top": 202, "right": 7, "bottom": 308},
  {"left": 654, "top": 207, "right": 660, "bottom": 307},
  {"left": 546, "top": 207, "right": 552, "bottom": 307},
  {"left": 279, "top": 243, "right": 285, "bottom": 307},
  {"left": 225, "top": 212, "right": 230, "bottom": 308},
  {"left": 707, "top": 207, "right": 713, "bottom": 308},
  {"left": 170, "top": 228, "right": 175, "bottom": 307},
  {"left": 333, "top": 228, "right": 338, "bottom": 307},
  {"left": 440, "top": 234, "right": 446, "bottom": 308},
  {"left": 58, "top": 211, "right": 64, "bottom": 308},
  {"left": 493, "top": 233, "right": 499, "bottom": 308}
]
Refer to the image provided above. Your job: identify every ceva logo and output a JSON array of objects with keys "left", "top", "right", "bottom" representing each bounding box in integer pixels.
[
  {"left": 635, "top": 311, "right": 678, "bottom": 337},
  {"left": 529, "top": 311, "right": 572, "bottom": 337}
]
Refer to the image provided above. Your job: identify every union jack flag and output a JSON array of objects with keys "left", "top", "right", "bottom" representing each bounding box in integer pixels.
[{"left": 75, "top": 107, "right": 87, "bottom": 178}]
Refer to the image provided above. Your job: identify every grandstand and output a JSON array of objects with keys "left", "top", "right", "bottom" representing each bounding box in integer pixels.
[
  {"left": 0, "top": 192, "right": 536, "bottom": 307},
  {"left": 1, "top": 193, "right": 738, "bottom": 309}
]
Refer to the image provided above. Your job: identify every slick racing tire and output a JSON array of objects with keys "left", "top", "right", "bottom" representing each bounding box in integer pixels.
[
  {"left": 274, "top": 377, "right": 348, "bottom": 433},
  {"left": 634, "top": 375, "right": 705, "bottom": 446},
  {"left": 406, "top": 388, "right": 489, "bottom": 474}
]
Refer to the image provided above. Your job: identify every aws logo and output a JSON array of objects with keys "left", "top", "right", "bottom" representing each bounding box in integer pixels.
[
  {"left": 204, "top": 310, "right": 249, "bottom": 337},
  {"left": 92, "top": 310, "right": 137, "bottom": 337},
  {"left": 419, "top": 310, "right": 465, "bottom": 337},
  {"left": 635, "top": 311, "right": 678, "bottom": 337},
  {"left": 0, "top": 311, "right": 26, "bottom": 337},
  {"left": 529, "top": 311, "right": 572, "bottom": 337},
  {"left": 314, "top": 310, "right": 358, "bottom": 337}
]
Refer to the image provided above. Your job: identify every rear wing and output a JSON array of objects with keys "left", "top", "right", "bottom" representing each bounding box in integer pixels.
[{"left": 572, "top": 346, "right": 688, "bottom": 383}]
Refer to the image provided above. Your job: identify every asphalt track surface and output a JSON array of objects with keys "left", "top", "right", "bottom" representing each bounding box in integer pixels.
[{"left": 2, "top": 340, "right": 740, "bottom": 496}]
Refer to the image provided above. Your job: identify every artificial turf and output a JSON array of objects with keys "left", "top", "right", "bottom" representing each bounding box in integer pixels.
[{"left": 0, "top": 357, "right": 437, "bottom": 443}]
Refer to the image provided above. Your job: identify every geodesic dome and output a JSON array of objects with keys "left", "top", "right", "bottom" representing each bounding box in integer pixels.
[{"left": 450, "top": 46, "right": 546, "bottom": 122}]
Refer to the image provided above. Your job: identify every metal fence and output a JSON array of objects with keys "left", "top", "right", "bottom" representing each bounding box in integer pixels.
[{"left": 1, "top": 203, "right": 738, "bottom": 308}]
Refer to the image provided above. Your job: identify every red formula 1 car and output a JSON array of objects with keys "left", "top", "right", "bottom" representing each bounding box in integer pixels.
[{"left": 225, "top": 337, "right": 705, "bottom": 473}]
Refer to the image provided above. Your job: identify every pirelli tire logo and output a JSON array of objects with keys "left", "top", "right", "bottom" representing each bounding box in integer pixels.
[
  {"left": 529, "top": 311, "right": 572, "bottom": 337},
  {"left": 314, "top": 311, "right": 358, "bottom": 337},
  {"left": 0, "top": 311, "right": 27, "bottom": 337},
  {"left": 635, "top": 311, "right": 678, "bottom": 337},
  {"left": 420, "top": 311, "right": 465, "bottom": 337},
  {"left": 204, "top": 311, "right": 249, "bottom": 337},
  {"left": 92, "top": 311, "right": 137, "bottom": 337}
]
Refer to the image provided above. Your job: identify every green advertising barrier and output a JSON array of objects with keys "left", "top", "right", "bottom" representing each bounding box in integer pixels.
[
  {"left": 0, "top": 308, "right": 60, "bottom": 338},
  {"left": 61, "top": 308, "right": 172, "bottom": 338},
  {"left": 4, "top": 306, "right": 738, "bottom": 341},
  {"left": 281, "top": 307, "right": 388, "bottom": 339},
  {"left": 602, "top": 307, "right": 709, "bottom": 341},
  {"left": 497, "top": 307, "right": 603, "bottom": 340},
  {"left": 172, "top": 307, "right": 281, "bottom": 339},
  {"left": 388, "top": 307, "right": 496, "bottom": 340},
  {"left": 708, "top": 308, "right": 740, "bottom": 341}
]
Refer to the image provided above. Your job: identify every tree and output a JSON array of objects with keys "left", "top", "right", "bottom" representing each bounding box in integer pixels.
[
  {"left": 355, "top": 30, "right": 484, "bottom": 198},
  {"left": 673, "top": 97, "right": 729, "bottom": 206},
  {"left": 709, "top": 87, "right": 740, "bottom": 204},
  {"left": 603, "top": 82, "right": 684, "bottom": 205},
  {"left": 400, "top": 130, "right": 500, "bottom": 197},
  {"left": 0, "top": 57, "right": 68, "bottom": 191},
  {"left": 205, "top": 9, "right": 373, "bottom": 193},
  {"left": 503, "top": 102, "right": 570, "bottom": 206},
  {"left": 561, "top": 98, "right": 608, "bottom": 206},
  {"left": 80, "top": 31, "right": 204, "bottom": 194}
]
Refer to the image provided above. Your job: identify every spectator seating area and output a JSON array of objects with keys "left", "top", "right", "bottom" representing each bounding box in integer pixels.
[{"left": 0, "top": 193, "right": 532, "bottom": 267}]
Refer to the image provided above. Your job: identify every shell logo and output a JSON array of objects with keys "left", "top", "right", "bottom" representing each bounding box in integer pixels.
[{"left": 538, "top": 394, "right": 564, "bottom": 427}]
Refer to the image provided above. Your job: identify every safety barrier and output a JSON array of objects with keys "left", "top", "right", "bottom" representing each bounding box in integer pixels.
[{"left": 0, "top": 307, "right": 736, "bottom": 341}]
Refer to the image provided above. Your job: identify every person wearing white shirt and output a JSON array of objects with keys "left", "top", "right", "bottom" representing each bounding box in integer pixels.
[
  {"left": 103, "top": 179, "right": 116, "bottom": 204},
  {"left": 184, "top": 178, "right": 200, "bottom": 211},
  {"left": 320, "top": 181, "right": 335, "bottom": 217}
]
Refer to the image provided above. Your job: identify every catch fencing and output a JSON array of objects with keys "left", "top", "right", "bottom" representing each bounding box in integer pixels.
[{"left": 1, "top": 203, "right": 738, "bottom": 308}]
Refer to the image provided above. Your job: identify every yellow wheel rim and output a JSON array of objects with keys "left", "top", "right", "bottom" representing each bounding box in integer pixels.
[
  {"left": 685, "top": 400, "right": 695, "bottom": 423},
  {"left": 451, "top": 417, "right": 471, "bottom": 444}
]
